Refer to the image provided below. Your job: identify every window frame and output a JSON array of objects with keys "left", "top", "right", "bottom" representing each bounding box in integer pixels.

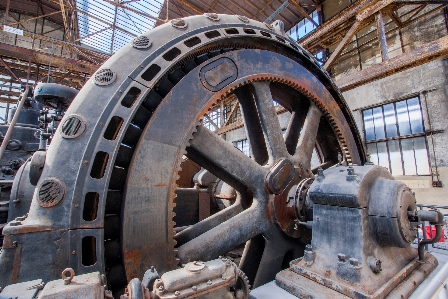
[{"left": 361, "top": 96, "right": 431, "bottom": 176}]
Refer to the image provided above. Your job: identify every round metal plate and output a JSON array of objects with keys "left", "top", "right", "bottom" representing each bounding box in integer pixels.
[{"left": 37, "top": 178, "right": 65, "bottom": 208}]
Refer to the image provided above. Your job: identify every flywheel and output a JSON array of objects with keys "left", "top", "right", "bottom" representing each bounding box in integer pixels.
[{"left": 0, "top": 14, "right": 365, "bottom": 297}]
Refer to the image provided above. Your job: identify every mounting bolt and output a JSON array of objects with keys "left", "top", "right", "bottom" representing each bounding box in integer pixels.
[
  {"left": 222, "top": 275, "right": 226, "bottom": 280},
  {"left": 317, "top": 167, "right": 325, "bottom": 178},
  {"left": 158, "top": 285, "right": 164, "bottom": 291},
  {"left": 174, "top": 291, "right": 180, "bottom": 296},
  {"left": 349, "top": 258, "right": 359, "bottom": 266},
  {"left": 71, "top": 250, "right": 76, "bottom": 255},
  {"left": 368, "top": 256, "right": 382, "bottom": 273},
  {"left": 192, "top": 286, "right": 197, "bottom": 291},
  {"left": 347, "top": 166, "right": 355, "bottom": 175},
  {"left": 338, "top": 253, "right": 346, "bottom": 262},
  {"left": 206, "top": 280, "right": 212, "bottom": 285},
  {"left": 305, "top": 244, "right": 313, "bottom": 251}
]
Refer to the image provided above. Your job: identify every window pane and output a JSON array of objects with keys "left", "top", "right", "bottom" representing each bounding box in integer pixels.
[
  {"left": 235, "top": 139, "right": 250, "bottom": 157},
  {"left": 401, "top": 139, "right": 416, "bottom": 175},
  {"left": 367, "top": 143, "right": 378, "bottom": 165},
  {"left": 363, "top": 109, "right": 375, "bottom": 141},
  {"left": 372, "top": 107, "right": 385, "bottom": 139},
  {"left": 407, "top": 97, "right": 424, "bottom": 134},
  {"left": 388, "top": 140, "right": 403, "bottom": 176},
  {"left": 311, "top": 148, "right": 320, "bottom": 169},
  {"left": 377, "top": 142, "right": 389, "bottom": 170},
  {"left": 396, "top": 101, "right": 411, "bottom": 136},
  {"left": 414, "top": 137, "right": 430, "bottom": 175},
  {"left": 383, "top": 103, "right": 398, "bottom": 138}
]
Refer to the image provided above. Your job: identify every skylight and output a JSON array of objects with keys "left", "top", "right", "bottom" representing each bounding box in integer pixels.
[{"left": 76, "top": 0, "right": 163, "bottom": 54}]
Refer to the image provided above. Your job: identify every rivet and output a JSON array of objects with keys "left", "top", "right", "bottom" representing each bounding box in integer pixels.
[
  {"left": 192, "top": 286, "right": 197, "bottom": 291},
  {"left": 174, "top": 291, "right": 180, "bottom": 296},
  {"left": 206, "top": 280, "right": 212, "bottom": 285},
  {"left": 71, "top": 250, "right": 76, "bottom": 255},
  {"left": 338, "top": 253, "right": 346, "bottom": 262}
]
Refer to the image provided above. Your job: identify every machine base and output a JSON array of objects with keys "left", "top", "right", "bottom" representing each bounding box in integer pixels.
[{"left": 276, "top": 253, "right": 438, "bottom": 299}]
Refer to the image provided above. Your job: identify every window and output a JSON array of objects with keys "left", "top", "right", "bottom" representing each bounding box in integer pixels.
[
  {"left": 362, "top": 97, "right": 430, "bottom": 176},
  {"left": 234, "top": 139, "right": 250, "bottom": 157},
  {"left": 287, "top": 10, "right": 320, "bottom": 41},
  {"left": 203, "top": 108, "right": 221, "bottom": 131}
]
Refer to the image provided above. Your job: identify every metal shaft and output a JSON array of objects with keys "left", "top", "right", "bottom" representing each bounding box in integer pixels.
[{"left": 0, "top": 87, "right": 29, "bottom": 161}]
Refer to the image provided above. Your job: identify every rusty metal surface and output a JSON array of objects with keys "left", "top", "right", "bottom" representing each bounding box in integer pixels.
[{"left": 36, "top": 271, "right": 105, "bottom": 299}]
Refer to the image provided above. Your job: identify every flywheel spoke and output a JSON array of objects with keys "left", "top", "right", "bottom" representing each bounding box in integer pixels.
[
  {"left": 189, "top": 125, "right": 266, "bottom": 189},
  {"left": 294, "top": 103, "right": 322, "bottom": 169},
  {"left": 177, "top": 206, "right": 267, "bottom": 263},
  {"left": 251, "top": 81, "right": 289, "bottom": 162},
  {"left": 175, "top": 202, "right": 243, "bottom": 246},
  {"left": 234, "top": 85, "right": 269, "bottom": 165},
  {"left": 284, "top": 110, "right": 306, "bottom": 155},
  {"left": 252, "top": 227, "right": 305, "bottom": 288}
]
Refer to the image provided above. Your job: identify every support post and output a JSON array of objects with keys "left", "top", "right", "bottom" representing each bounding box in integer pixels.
[{"left": 377, "top": 11, "right": 389, "bottom": 61}]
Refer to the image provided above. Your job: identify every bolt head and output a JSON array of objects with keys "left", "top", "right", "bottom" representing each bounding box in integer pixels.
[
  {"left": 349, "top": 258, "right": 359, "bottom": 266},
  {"left": 206, "top": 280, "right": 212, "bottom": 285},
  {"left": 192, "top": 286, "right": 197, "bottom": 291},
  {"left": 174, "top": 291, "right": 180, "bottom": 296}
]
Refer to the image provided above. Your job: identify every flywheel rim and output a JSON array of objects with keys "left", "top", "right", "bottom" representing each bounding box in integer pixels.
[{"left": 124, "top": 48, "right": 363, "bottom": 290}]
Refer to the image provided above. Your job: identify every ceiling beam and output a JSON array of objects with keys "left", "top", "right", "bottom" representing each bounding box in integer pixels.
[
  {"left": 336, "top": 35, "right": 448, "bottom": 91},
  {"left": 0, "top": 43, "right": 98, "bottom": 75},
  {"left": 6, "top": 10, "right": 61, "bottom": 26}
]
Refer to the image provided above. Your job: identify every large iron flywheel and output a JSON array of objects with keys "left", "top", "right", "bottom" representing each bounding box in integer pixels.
[{"left": 0, "top": 14, "right": 365, "bottom": 297}]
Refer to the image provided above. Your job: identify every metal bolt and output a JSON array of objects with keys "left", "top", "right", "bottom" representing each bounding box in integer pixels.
[
  {"left": 158, "top": 285, "right": 164, "bottom": 291},
  {"left": 347, "top": 166, "right": 355, "bottom": 175},
  {"left": 74, "top": 204, "right": 79, "bottom": 208},
  {"left": 71, "top": 250, "right": 76, "bottom": 255},
  {"left": 13, "top": 241, "right": 17, "bottom": 248},
  {"left": 338, "top": 253, "right": 346, "bottom": 262},
  {"left": 349, "top": 258, "right": 359, "bottom": 266},
  {"left": 206, "top": 280, "right": 212, "bottom": 285},
  {"left": 192, "top": 286, "right": 197, "bottom": 291},
  {"left": 83, "top": 160, "right": 89, "bottom": 165},
  {"left": 174, "top": 291, "right": 180, "bottom": 296},
  {"left": 317, "top": 167, "right": 324, "bottom": 178},
  {"left": 305, "top": 244, "right": 312, "bottom": 251},
  {"left": 222, "top": 275, "right": 226, "bottom": 280}
]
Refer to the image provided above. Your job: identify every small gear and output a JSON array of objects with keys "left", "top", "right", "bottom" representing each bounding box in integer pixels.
[{"left": 231, "top": 267, "right": 250, "bottom": 299}]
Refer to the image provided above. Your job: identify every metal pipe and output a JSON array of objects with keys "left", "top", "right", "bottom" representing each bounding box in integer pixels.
[
  {"left": 417, "top": 210, "right": 445, "bottom": 260},
  {"left": 416, "top": 261, "right": 448, "bottom": 299},
  {"left": 0, "top": 87, "right": 29, "bottom": 161}
]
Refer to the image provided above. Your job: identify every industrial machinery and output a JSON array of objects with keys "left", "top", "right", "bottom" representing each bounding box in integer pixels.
[{"left": 0, "top": 14, "right": 445, "bottom": 299}]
